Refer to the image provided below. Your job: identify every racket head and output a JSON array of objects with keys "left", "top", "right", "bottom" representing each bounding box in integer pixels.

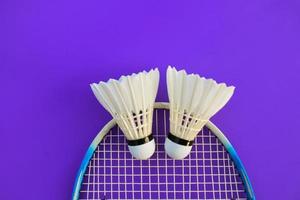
[{"left": 72, "top": 102, "right": 255, "bottom": 200}]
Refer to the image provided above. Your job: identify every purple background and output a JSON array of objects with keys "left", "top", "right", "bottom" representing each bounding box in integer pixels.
[{"left": 1, "top": 1, "right": 299, "bottom": 199}]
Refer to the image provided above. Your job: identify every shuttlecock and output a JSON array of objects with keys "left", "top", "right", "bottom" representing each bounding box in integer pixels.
[
  {"left": 90, "top": 69, "right": 159, "bottom": 160},
  {"left": 165, "top": 66, "right": 235, "bottom": 159}
]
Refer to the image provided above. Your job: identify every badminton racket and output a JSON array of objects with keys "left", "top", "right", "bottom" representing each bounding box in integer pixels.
[{"left": 72, "top": 102, "right": 255, "bottom": 200}]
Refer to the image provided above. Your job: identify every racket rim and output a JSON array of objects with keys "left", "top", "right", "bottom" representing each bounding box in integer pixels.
[{"left": 72, "top": 102, "right": 255, "bottom": 200}]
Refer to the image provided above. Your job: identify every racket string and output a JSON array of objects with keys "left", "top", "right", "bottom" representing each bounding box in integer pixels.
[{"left": 79, "top": 109, "right": 247, "bottom": 199}]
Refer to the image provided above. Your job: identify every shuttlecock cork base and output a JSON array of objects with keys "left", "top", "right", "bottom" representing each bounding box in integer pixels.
[
  {"left": 127, "top": 135, "right": 155, "bottom": 160},
  {"left": 165, "top": 133, "right": 194, "bottom": 159}
]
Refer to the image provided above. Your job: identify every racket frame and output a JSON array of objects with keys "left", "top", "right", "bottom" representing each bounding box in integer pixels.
[{"left": 72, "top": 102, "right": 255, "bottom": 200}]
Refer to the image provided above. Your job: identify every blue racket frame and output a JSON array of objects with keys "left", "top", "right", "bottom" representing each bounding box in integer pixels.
[{"left": 72, "top": 102, "right": 255, "bottom": 200}]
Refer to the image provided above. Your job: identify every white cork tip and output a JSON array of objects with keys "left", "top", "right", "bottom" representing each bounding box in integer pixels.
[
  {"left": 164, "top": 138, "right": 193, "bottom": 159},
  {"left": 128, "top": 139, "right": 155, "bottom": 160}
]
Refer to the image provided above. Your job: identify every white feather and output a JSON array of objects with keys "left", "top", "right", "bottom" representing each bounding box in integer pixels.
[
  {"left": 167, "top": 66, "right": 235, "bottom": 141},
  {"left": 91, "top": 69, "right": 160, "bottom": 140}
]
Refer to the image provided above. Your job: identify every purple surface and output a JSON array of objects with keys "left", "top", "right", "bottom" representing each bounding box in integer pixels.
[
  {"left": 79, "top": 109, "right": 247, "bottom": 199},
  {"left": 0, "top": 1, "right": 299, "bottom": 199}
]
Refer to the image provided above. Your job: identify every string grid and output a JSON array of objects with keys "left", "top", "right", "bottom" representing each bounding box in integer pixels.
[{"left": 79, "top": 109, "right": 247, "bottom": 199}]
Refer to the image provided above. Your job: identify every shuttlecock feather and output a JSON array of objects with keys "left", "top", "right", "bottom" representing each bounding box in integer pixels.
[
  {"left": 165, "top": 66, "right": 235, "bottom": 159},
  {"left": 91, "top": 68, "right": 159, "bottom": 159}
]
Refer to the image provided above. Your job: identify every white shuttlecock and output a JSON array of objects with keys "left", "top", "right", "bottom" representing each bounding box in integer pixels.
[
  {"left": 90, "top": 69, "right": 159, "bottom": 160},
  {"left": 165, "top": 66, "right": 235, "bottom": 159}
]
